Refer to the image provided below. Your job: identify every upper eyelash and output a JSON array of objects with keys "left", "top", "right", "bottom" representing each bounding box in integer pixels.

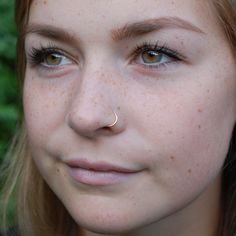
[
  {"left": 27, "top": 44, "right": 68, "bottom": 67},
  {"left": 27, "top": 42, "right": 184, "bottom": 70},
  {"left": 131, "top": 41, "right": 184, "bottom": 62}
]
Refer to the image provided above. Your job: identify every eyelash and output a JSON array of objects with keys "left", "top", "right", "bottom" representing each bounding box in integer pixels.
[
  {"left": 27, "top": 43, "right": 74, "bottom": 69},
  {"left": 27, "top": 42, "right": 184, "bottom": 72},
  {"left": 130, "top": 41, "right": 183, "bottom": 69}
]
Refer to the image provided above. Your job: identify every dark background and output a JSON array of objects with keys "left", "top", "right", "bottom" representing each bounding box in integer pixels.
[
  {"left": 0, "top": 0, "right": 20, "bottom": 229},
  {"left": 0, "top": 0, "right": 20, "bottom": 166}
]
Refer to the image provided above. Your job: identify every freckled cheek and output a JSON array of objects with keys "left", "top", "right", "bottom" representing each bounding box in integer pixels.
[
  {"left": 168, "top": 113, "right": 214, "bottom": 159},
  {"left": 146, "top": 102, "right": 220, "bottom": 169},
  {"left": 142, "top": 105, "right": 207, "bottom": 150},
  {"left": 160, "top": 111, "right": 226, "bottom": 183},
  {"left": 23, "top": 84, "right": 70, "bottom": 144}
]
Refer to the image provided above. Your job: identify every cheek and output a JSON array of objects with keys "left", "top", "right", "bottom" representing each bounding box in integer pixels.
[
  {"left": 131, "top": 78, "right": 234, "bottom": 188},
  {"left": 23, "top": 77, "right": 72, "bottom": 148}
]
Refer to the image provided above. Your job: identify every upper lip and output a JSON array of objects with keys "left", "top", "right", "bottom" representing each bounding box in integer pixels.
[{"left": 65, "top": 158, "right": 141, "bottom": 173}]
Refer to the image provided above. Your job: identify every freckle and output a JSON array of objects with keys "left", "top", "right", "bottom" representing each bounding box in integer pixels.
[
  {"left": 188, "top": 169, "right": 192, "bottom": 174},
  {"left": 207, "top": 89, "right": 210, "bottom": 93},
  {"left": 168, "top": 130, "right": 173, "bottom": 135},
  {"left": 60, "top": 90, "right": 66, "bottom": 96},
  {"left": 170, "top": 156, "right": 175, "bottom": 161},
  {"left": 198, "top": 108, "right": 203, "bottom": 113},
  {"left": 206, "top": 144, "right": 210, "bottom": 150},
  {"left": 57, "top": 169, "right": 60, "bottom": 173},
  {"left": 43, "top": 0, "right": 47, "bottom": 4},
  {"left": 198, "top": 125, "right": 201, "bottom": 129},
  {"left": 117, "top": 106, "right": 121, "bottom": 110}
]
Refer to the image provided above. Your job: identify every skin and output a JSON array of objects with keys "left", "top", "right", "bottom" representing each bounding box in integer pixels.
[{"left": 23, "top": 0, "right": 236, "bottom": 235}]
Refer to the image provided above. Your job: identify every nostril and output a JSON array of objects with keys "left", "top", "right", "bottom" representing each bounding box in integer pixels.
[
  {"left": 66, "top": 108, "right": 112, "bottom": 137},
  {"left": 68, "top": 112, "right": 98, "bottom": 131},
  {"left": 66, "top": 104, "right": 124, "bottom": 137}
]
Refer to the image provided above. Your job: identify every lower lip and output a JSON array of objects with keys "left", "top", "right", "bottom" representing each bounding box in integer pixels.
[{"left": 68, "top": 167, "right": 137, "bottom": 186}]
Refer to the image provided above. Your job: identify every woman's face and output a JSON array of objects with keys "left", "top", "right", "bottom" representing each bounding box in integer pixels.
[{"left": 24, "top": 0, "right": 236, "bottom": 235}]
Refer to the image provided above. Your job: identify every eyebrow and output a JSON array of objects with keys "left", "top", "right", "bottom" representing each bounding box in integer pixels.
[
  {"left": 25, "top": 24, "right": 79, "bottom": 45},
  {"left": 25, "top": 16, "right": 205, "bottom": 45},
  {"left": 111, "top": 17, "right": 205, "bottom": 41}
]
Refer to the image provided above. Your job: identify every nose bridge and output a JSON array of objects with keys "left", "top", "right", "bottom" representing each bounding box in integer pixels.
[
  {"left": 67, "top": 61, "right": 118, "bottom": 137},
  {"left": 73, "top": 65, "right": 113, "bottom": 112}
]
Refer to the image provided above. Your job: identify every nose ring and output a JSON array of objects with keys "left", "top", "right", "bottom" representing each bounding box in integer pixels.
[{"left": 107, "top": 112, "right": 118, "bottom": 127}]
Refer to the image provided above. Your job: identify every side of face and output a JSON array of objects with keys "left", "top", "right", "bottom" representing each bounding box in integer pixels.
[{"left": 23, "top": 0, "right": 236, "bottom": 235}]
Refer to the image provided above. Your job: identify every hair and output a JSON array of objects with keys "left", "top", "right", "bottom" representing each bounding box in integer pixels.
[{"left": 0, "top": 0, "right": 236, "bottom": 235}]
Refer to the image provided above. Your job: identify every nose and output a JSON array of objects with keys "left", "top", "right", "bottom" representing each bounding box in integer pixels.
[{"left": 67, "top": 69, "right": 123, "bottom": 138}]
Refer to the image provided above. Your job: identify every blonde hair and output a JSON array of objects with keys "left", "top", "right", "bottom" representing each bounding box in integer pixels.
[{"left": 1, "top": 0, "right": 236, "bottom": 235}]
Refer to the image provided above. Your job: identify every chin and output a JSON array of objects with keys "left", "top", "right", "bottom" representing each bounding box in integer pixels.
[
  {"left": 81, "top": 225, "right": 131, "bottom": 235},
  {"left": 70, "top": 209, "right": 149, "bottom": 235}
]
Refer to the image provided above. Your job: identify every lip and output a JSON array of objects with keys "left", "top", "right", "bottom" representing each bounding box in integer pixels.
[{"left": 65, "top": 159, "right": 141, "bottom": 186}]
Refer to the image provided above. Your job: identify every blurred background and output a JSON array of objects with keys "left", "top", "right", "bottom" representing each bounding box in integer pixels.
[{"left": 0, "top": 0, "right": 21, "bottom": 230}]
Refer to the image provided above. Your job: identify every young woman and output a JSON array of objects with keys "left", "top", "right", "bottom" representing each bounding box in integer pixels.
[{"left": 1, "top": 0, "right": 236, "bottom": 235}]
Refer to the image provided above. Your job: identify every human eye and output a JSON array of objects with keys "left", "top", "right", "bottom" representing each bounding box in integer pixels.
[
  {"left": 27, "top": 44, "right": 76, "bottom": 71},
  {"left": 130, "top": 42, "right": 185, "bottom": 70}
]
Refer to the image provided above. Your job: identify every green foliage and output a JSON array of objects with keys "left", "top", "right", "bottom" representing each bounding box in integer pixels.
[
  {"left": 0, "top": 0, "right": 19, "bottom": 229},
  {"left": 0, "top": 0, "right": 20, "bottom": 164}
]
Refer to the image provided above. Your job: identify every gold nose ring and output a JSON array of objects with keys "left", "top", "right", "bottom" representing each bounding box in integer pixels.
[{"left": 107, "top": 112, "right": 118, "bottom": 127}]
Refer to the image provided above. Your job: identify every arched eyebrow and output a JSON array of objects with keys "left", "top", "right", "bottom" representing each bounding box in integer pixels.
[
  {"left": 25, "top": 23, "right": 79, "bottom": 45},
  {"left": 24, "top": 17, "right": 205, "bottom": 45},
  {"left": 111, "top": 17, "right": 205, "bottom": 41}
]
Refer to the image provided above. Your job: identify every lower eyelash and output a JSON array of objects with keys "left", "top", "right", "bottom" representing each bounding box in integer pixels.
[
  {"left": 27, "top": 42, "right": 183, "bottom": 72},
  {"left": 138, "top": 60, "right": 180, "bottom": 71}
]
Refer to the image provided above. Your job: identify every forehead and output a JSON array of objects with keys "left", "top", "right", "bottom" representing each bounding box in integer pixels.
[{"left": 29, "top": 0, "right": 220, "bottom": 37}]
